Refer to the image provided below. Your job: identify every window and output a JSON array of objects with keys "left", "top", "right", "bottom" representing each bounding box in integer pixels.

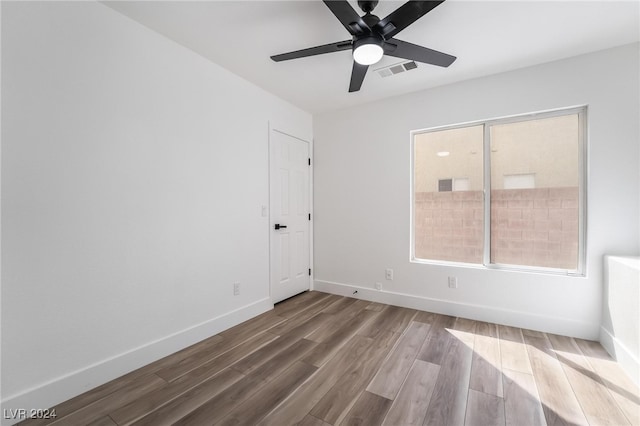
[
  {"left": 453, "top": 178, "right": 470, "bottom": 191},
  {"left": 438, "top": 179, "right": 453, "bottom": 192},
  {"left": 438, "top": 178, "right": 471, "bottom": 192},
  {"left": 503, "top": 174, "right": 535, "bottom": 189},
  {"left": 412, "top": 107, "right": 586, "bottom": 274}
]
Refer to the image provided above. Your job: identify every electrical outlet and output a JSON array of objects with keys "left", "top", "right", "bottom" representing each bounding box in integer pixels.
[
  {"left": 375, "top": 282, "right": 382, "bottom": 290},
  {"left": 448, "top": 276, "right": 458, "bottom": 289},
  {"left": 233, "top": 282, "right": 240, "bottom": 296},
  {"left": 385, "top": 268, "right": 394, "bottom": 280}
]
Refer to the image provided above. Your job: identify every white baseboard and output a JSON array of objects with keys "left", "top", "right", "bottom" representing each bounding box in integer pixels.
[
  {"left": 599, "top": 326, "right": 640, "bottom": 387},
  {"left": 314, "top": 279, "right": 597, "bottom": 340},
  {"left": 0, "top": 298, "right": 273, "bottom": 426}
]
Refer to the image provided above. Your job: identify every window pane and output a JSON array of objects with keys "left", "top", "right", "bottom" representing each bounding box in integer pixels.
[
  {"left": 490, "top": 114, "right": 580, "bottom": 270},
  {"left": 414, "top": 125, "right": 484, "bottom": 263}
]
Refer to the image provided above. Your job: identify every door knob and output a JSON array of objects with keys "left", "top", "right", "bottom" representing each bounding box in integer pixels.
[{"left": 274, "top": 224, "right": 288, "bottom": 230}]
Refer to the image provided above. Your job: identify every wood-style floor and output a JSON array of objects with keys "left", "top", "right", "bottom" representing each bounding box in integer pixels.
[{"left": 20, "top": 291, "right": 640, "bottom": 426}]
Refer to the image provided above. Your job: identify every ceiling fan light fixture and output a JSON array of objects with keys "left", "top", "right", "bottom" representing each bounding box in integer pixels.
[{"left": 353, "top": 36, "right": 384, "bottom": 65}]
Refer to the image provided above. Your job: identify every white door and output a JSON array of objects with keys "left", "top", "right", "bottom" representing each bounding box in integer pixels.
[{"left": 270, "top": 129, "right": 310, "bottom": 303}]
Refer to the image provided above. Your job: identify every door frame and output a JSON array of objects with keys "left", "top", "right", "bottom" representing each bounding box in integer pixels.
[{"left": 268, "top": 122, "right": 313, "bottom": 303}]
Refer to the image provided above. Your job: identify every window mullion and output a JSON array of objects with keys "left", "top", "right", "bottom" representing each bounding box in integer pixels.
[{"left": 483, "top": 123, "right": 492, "bottom": 266}]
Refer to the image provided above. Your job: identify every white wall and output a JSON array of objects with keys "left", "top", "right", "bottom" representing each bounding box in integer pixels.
[
  {"left": 0, "top": 1, "right": 311, "bottom": 419},
  {"left": 600, "top": 256, "right": 640, "bottom": 386},
  {"left": 313, "top": 43, "right": 640, "bottom": 340}
]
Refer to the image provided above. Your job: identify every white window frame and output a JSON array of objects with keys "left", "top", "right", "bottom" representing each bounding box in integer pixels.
[{"left": 410, "top": 105, "right": 587, "bottom": 276}]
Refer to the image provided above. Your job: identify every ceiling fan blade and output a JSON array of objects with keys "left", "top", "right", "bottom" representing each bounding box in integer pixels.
[
  {"left": 271, "top": 40, "right": 353, "bottom": 62},
  {"left": 375, "top": 1, "right": 444, "bottom": 39},
  {"left": 349, "top": 61, "right": 369, "bottom": 92},
  {"left": 384, "top": 38, "right": 456, "bottom": 67},
  {"left": 323, "top": 0, "right": 371, "bottom": 36}
]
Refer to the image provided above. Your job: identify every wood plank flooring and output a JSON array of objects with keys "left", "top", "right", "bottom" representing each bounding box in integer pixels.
[{"left": 20, "top": 291, "right": 640, "bottom": 426}]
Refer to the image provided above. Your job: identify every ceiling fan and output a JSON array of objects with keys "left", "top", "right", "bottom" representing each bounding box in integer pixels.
[{"left": 271, "top": 0, "right": 456, "bottom": 93}]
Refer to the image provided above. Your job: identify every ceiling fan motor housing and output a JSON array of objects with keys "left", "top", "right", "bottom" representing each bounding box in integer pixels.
[
  {"left": 362, "top": 13, "right": 382, "bottom": 31},
  {"left": 353, "top": 34, "right": 384, "bottom": 51}
]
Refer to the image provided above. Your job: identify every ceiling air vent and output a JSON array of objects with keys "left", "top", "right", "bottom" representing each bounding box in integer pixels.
[{"left": 376, "top": 61, "right": 418, "bottom": 78}]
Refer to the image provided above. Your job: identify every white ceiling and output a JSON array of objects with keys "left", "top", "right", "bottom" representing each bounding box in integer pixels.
[{"left": 105, "top": 1, "right": 640, "bottom": 114}]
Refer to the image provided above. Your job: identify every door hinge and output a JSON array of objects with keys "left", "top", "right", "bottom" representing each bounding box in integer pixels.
[
  {"left": 308, "top": 158, "right": 311, "bottom": 166},
  {"left": 308, "top": 213, "right": 311, "bottom": 221},
  {"left": 308, "top": 268, "right": 311, "bottom": 276}
]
